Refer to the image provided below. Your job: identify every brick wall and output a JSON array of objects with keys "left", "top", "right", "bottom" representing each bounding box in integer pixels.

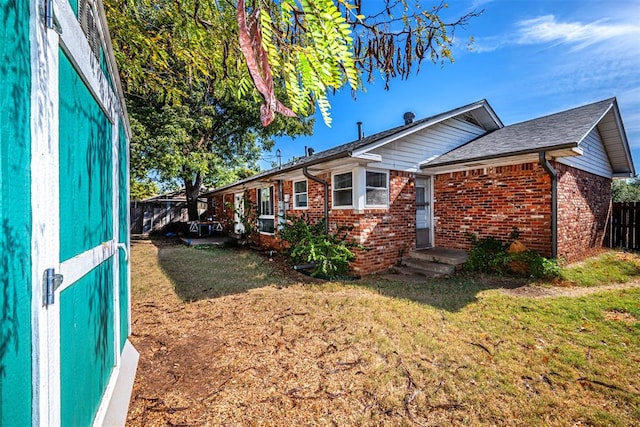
[
  {"left": 279, "top": 171, "right": 416, "bottom": 275},
  {"left": 556, "top": 163, "right": 611, "bottom": 263},
  {"left": 207, "top": 172, "right": 414, "bottom": 274},
  {"left": 433, "top": 162, "right": 553, "bottom": 256}
]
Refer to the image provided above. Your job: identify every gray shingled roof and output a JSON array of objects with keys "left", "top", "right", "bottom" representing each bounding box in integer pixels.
[
  {"left": 205, "top": 100, "right": 496, "bottom": 195},
  {"left": 423, "top": 98, "right": 616, "bottom": 168}
]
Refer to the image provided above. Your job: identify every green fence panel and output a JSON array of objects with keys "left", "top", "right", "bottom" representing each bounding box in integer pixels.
[
  {"left": 0, "top": 1, "right": 32, "bottom": 425},
  {"left": 59, "top": 49, "right": 113, "bottom": 261},
  {"left": 60, "top": 259, "right": 115, "bottom": 426}
]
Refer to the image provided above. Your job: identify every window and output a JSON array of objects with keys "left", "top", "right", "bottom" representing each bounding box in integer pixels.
[
  {"left": 257, "top": 187, "right": 275, "bottom": 233},
  {"left": 365, "top": 171, "right": 388, "bottom": 206},
  {"left": 293, "top": 180, "right": 308, "bottom": 209},
  {"left": 333, "top": 172, "right": 353, "bottom": 207}
]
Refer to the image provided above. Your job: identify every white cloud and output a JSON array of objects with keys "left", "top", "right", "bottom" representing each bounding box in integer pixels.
[
  {"left": 515, "top": 15, "right": 640, "bottom": 51},
  {"left": 473, "top": 13, "right": 640, "bottom": 54}
]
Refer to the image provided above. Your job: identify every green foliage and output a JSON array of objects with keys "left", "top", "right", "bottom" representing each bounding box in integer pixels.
[
  {"left": 464, "top": 234, "right": 505, "bottom": 273},
  {"left": 492, "top": 250, "right": 561, "bottom": 279},
  {"left": 279, "top": 215, "right": 358, "bottom": 278},
  {"left": 612, "top": 178, "right": 640, "bottom": 202},
  {"left": 560, "top": 252, "right": 640, "bottom": 287},
  {"left": 130, "top": 179, "right": 158, "bottom": 200},
  {"left": 239, "top": 190, "right": 259, "bottom": 240},
  {"left": 104, "top": 0, "right": 480, "bottom": 125},
  {"left": 464, "top": 231, "right": 559, "bottom": 279}
]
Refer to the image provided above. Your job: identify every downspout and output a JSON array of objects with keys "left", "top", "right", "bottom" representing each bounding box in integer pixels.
[
  {"left": 277, "top": 180, "right": 284, "bottom": 230},
  {"left": 539, "top": 151, "right": 557, "bottom": 258},
  {"left": 303, "top": 166, "right": 329, "bottom": 234}
]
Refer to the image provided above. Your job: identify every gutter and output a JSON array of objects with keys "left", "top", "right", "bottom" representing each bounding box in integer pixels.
[
  {"left": 204, "top": 151, "right": 350, "bottom": 197},
  {"left": 421, "top": 142, "right": 578, "bottom": 170},
  {"left": 303, "top": 166, "right": 329, "bottom": 235},
  {"left": 539, "top": 151, "right": 558, "bottom": 258}
]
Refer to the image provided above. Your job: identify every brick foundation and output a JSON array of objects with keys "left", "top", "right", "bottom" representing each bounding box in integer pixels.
[
  {"left": 433, "top": 162, "right": 553, "bottom": 256},
  {"left": 556, "top": 163, "right": 611, "bottom": 263}
]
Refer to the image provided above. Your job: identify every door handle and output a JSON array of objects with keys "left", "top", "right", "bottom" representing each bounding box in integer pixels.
[
  {"left": 117, "top": 243, "right": 129, "bottom": 262},
  {"left": 43, "top": 268, "right": 63, "bottom": 306}
]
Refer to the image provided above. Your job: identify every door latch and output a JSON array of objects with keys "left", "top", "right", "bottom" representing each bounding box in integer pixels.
[{"left": 43, "top": 268, "right": 64, "bottom": 306}]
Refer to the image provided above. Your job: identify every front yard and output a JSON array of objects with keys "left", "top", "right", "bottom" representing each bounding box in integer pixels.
[{"left": 127, "top": 239, "right": 640, "bottom": 426}]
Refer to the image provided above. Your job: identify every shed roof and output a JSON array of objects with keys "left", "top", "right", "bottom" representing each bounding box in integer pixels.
[{"left": 422, "top": 98, "right": 635, "bottom": 176}]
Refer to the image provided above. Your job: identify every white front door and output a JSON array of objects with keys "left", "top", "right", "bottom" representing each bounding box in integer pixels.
[
  {"left": 234, "top": 193, "right": 245, "bottom": 234},
  {"left": 415, "top": 177, "right": 432, "bottom": 248}
]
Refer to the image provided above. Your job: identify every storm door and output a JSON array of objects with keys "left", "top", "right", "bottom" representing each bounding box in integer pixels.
[
  {"left": 234, "top": 193, "right": 245, "bottom": 234},
  {"left": 415, "top": 176, "right": 432, "bottom": 248}
]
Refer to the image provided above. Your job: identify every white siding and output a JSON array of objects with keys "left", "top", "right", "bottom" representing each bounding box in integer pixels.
[
  {"left": 557, "top": 128, "right": 613, "bottom": 178},
  {"left": 369, "top": 118, "right": 486, "bottom": 172}
]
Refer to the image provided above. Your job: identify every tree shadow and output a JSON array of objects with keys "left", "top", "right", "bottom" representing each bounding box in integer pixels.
[
  {"left": 152, "top": 237, "right": 297, "bottom": 302},
  {"left": 150, "top": 236, "right": 533, "bottom": 310},
  {"left": 356, "top": 272, "right": 533, "bottom": 312}
]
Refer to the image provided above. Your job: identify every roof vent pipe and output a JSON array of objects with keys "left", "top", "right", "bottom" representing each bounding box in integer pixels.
[
  {"left": 403, "top": 112, "right": 415, "bottom": 125},
  {"left": 357, "top": 121, "right": 363, "bottom": 140}
]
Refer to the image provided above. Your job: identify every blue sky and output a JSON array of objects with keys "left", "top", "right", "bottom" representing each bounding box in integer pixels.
[{"left": 262, "top": 0, "right": 640, "bottom": 171}]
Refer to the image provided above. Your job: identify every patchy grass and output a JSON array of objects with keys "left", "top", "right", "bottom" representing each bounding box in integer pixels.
[
  {"left": 128, "top": 240, "right": 640, "bottom": 426},
  {"left": 561, "top": 251, "right": 640, "bottom": 287}
]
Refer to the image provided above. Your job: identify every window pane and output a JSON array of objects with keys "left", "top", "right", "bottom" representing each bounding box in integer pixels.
[
  {"left": 259, "top": 187, "right": 273, "bottom": 215},
  {"left": 366, "top": 188, "right": 387, "bottom": 205},
  {"left": 334, "top": 172, "right": 352, "bottom": 189},
  {"left": 334, "top": 189, "right": 352, "bottom": 206},
  {"left": 258, "top": 218, "right": 275, "bottom": 233},
  {"left": 295, "top": 193, "right": 307, "bottom": 207},
  {"left": 366, "top": 171, "right": 386, "bottom": 188},
  {"left": 294, "top": 181, "right": 307, "bottom": 193}
]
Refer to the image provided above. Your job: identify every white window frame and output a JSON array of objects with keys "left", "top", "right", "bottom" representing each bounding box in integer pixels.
[
  {"left": 293, "top": 179, "right": 308, "bottom": 210},
  {"left": 332, "top": 170, "right": 354, "bottom": 209},
  {"left": 257, "top": 187, "right": 275, "bottom": 234},
  {"left": 364, "top": 169, "right": 389, "bottom": 208}
]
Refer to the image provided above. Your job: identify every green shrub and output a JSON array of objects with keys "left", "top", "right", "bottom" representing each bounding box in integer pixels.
[
  {"left": 493, "top": 250, "right": 561, "bottom": 278},
  {"left": 279, "top": 214, "right": 361, "bottom": 278},
  {"left": 465, "top": 234, "right": 506, "bottom": 273},
  {"left": 464, "top": 231, "right": 559, "bottom": 279}
]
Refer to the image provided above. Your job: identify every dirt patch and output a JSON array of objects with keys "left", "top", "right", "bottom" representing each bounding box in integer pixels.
[
  {"left": 604, "top": 309, "right": 638, "bottom": 324},
  {"left": 126, "top": 241, "right": 640, "bottom": 425},
  {"left": 501, "top": 280, "right": 640, "bottom": 298}
]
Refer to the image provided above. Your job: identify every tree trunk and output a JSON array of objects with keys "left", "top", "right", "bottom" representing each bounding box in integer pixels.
[{"left": 184, "top": 172, "right": 203, "bottom": 221}]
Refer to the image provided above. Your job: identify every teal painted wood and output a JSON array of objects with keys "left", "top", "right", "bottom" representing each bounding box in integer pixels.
[
  {"left": 0, "top": 1, "right": 32, "bottom": 425},
  {"left": 118, "top": 122, "right": 129, "bottom": 350},
  {"left": 60, "top": 259, "right": 115, "bottom": 426},
  {"left": 69, "top": 0, "right": 78, "bottom": 16},
  {"left": 58, "top": 49, "right": 113, "bottom": 262}
]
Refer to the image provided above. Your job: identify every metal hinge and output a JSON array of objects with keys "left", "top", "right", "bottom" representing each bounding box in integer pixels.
[
  {"left": 43, "top": 0, "right": 63, "bottom": 34},
  {"left": 43, "top": 268, "right": 64, "bottom": 306}
]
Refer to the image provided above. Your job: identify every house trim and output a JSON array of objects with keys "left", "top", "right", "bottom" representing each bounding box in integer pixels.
[{"left": 422, "top": 142, "right": 579, "bottom": 172}]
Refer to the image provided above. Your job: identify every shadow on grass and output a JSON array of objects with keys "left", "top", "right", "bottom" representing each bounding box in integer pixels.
[
  {"left": 151, "top": 236, "right": 297, "bottom": 301},
  {"left": 150, "top": 236, "right": 534, "bottom": 310},
  {"left": 357, "top": 273, "right": 533, "bottom": 312}
]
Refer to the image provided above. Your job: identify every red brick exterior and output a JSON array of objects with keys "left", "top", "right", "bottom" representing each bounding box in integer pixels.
[
  {"left": 433, "top": 162, "right": 553, "bottom": 256},
  {"left": 207, "top": 161, "right": 612, "bottom": 275},
  {"left": 208, "top": 171, "right": 416, "bottom": 275},
  {"left": 556, "top": 163, "right": 611, "bottom": 263}
]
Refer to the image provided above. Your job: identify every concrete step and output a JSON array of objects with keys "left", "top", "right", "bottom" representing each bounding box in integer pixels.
[
  {"left": 409, "top": 248, "right": 468, "bottom": 265},
  {"left": 401, "top": 258, "right": 456, "bottom": 276},
  {"left": 393, "top": 265, "right": 443, "bottom": 279}
]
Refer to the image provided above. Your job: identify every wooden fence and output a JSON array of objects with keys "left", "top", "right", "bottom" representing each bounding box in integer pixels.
[
  {"left": 130, "top": 201, "right": 189, "bottom": 234},
  {"left": 605, "top": 202, "right": 640, "bottom": 249}
]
